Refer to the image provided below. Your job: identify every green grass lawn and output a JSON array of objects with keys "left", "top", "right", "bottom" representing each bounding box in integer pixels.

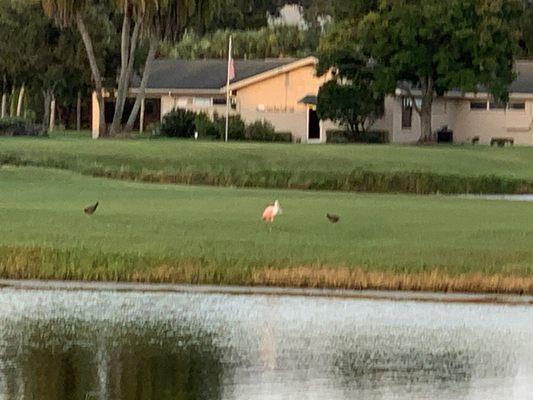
[
  {"left": 2, "top": 166, "right": 533, "bottom": 292},
  {"left": 1, "top": 133, "right": 533, "bottom": 194}
]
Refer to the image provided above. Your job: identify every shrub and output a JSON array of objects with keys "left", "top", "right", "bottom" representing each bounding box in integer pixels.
[
  {"left": 0, "top": 117, "right": 45, "bottom": 137},
  {"left": 160, "top": 108, "right": 196, "bottom": 138},
  {"left": 245, "top": 120, "right": 275, "bottom": 140},
  {"left": 195, "top": 113, "right": 219, "bottom": 140},
  {"left": 145, "top": 122, "right": 161, "bottom": 137},
  {"left": 213, "top": 112, "right": 246, "bottom": 140},
  {"left": 274, "top": 132, "right": 293, "bottom": 143},
  {"left": 245, "top": 120, "right": 292, "bottom": 142},
  {"left": 326, "top": 129, "right": 389, "bottom": 144}
]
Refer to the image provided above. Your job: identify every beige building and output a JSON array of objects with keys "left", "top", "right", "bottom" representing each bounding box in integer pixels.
[
  {"left": 371, "top": 60, "right": 533, "bottom": 145},
  {"left": 92, "top": 57, "right": 330, "bottom": 142},
  {"left": 92, "top": 58, "right": 533, "bottom": 146}
]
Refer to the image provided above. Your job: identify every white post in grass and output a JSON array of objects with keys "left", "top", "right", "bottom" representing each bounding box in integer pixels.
[
  {"left": 139, "top": 98, "right": 145, "bottom": 133},
  {"left": 49, "top": 95, "right": 56, "bottom": 132},
  {"left": 225, "top": 36, "right": 234, "bottom": 143}
]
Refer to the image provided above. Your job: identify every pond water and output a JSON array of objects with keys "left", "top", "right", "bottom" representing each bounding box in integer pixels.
[
  {"left": 463, "top": 194, "right": 533, "bottom": 202},
  {"left": 0, "top": 288, "right": 531, "bottom": 400}
]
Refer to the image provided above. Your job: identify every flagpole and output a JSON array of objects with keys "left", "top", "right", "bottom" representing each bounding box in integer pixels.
[{"left": 224, "top": 36, "right": 233, "bottom": 143}]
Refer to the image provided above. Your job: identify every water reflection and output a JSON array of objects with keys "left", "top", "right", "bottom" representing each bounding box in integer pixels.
[{"left": 0, "top": 289, "right": 531, "bottom": 400}]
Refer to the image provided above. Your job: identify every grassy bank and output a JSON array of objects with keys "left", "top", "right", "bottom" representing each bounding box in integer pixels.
[
  {"left": 1, "top": 134, "right": 533, "bottom": 194},
  {"left": 1, "top": 166, "right": 533, "bottom": 293}
]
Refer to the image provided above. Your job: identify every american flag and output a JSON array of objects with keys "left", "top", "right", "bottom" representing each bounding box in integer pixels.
[{"left": 227, "top": 53, "right": 235, "bottom": 81}]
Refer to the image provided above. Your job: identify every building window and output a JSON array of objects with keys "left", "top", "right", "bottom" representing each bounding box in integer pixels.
[
  {"left": 192, "top": 97, "right": 212, "bottom": 108},
  {"left": 176, "top": 98, "right": 189, "bottom": 108},
  {"left": 401, "top": 97, "right": 412, "bottom": 129},
  {"left": 213, "top": 98, "right": 236, "bottom": 109},
  {"left": 508, "top": 102, "right": 526, "bottom": 110},
  {"left": 470, "top": 101, "right": 488, "bottom": 110},
  {"left": 489, "top": 101, "right": 505, "bottom": 110},
  {"left": 213, "top": 98, "right": 227, "bottom": 106}
]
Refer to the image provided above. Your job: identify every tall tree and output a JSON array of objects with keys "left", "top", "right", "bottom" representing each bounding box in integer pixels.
[
  {"left": 161, "top": 25, "right": 317, "bottom": 60},
  {"left": 41, "top": 0, "right": 223, "bottom": 137},
  {"left": 316, "top": 19, "right": 383, "bottom": 136},
  {"left": 360, "top": 0, "right": 523, "bottom": 142}
]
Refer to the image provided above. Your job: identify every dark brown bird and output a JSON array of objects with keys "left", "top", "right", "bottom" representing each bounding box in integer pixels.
[
  {"left": 326, "top": 213, "right": 340, "bottom": 223},
  {"left": 84, "top": 201, "right": 99, "bottom": 215}
]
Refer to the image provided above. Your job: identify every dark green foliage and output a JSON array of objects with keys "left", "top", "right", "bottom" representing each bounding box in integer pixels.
[
  {"left": 360, "top": 0, "right": 523, "bottom": 140},
  {"left": 162, "top": 26, "right": 320, "bottom": 60},
  {"left": 195, "top": 113, "right": 220, "bottom": 140},
  {"left": 327, "top": 129, "right": 388, "bottom": 144},
  {"left": 317, "top": 13, "right": 384, "bottom": 136},
  {"left": 213, "top": 113, "right": 246, "bottom": 140},
  {"left": 245, "top": 120, "right": 292, "bottom": 142},
  {"left": 160, "top": 108, "right": 197, "bottom": 138},
  {"left": 245, "top": 120, "right": 275, "bottom": 139},
  {"left": 318, "top": 80, "right": 384, "bottom": 135},
  {"left": 0, "top": 118, "right": 45, "bottom": 137},
  {"left": 161, "top": 111, "right": 292, "bottom": 142}
]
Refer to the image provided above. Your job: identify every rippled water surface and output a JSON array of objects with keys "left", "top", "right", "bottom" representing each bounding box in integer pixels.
[{"left": 0, "top": 289, "right": 531, "bottom": 400}]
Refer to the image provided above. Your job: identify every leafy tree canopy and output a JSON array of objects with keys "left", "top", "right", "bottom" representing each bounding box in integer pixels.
[{"left": 359, "top": 0, "right": 521, "bottom": 141}]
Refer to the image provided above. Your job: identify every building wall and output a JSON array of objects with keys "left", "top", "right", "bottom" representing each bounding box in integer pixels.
[
  {"left": 385, "top": 96, "right": 533, "bottom": 145},
  {"left": 452, "top": 99, "right": 533, "bottom": 145},
  {"left": 158, "top": 64, "right": 329, "bottom": 142},
  {"left": 160, "top": 95, "right": 229, "bottom": 119},
  {"left": 235, "top": 65, "right": 330, "bottom": 142},
  {"left": 370, "top": 96, "right": 395, "bottom": 139},
  {"left": 239, "top": 108, "right": 309, "bottom": 140},
  {"left": 390, "top": 97, "right": 456, "bottom": 144}
]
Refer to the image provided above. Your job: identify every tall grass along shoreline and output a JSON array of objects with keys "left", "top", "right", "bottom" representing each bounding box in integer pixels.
[{"left": 1, "top": 246, "right": 532, "bottom": 295}]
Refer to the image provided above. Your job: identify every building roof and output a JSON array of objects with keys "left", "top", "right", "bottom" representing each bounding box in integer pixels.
[
  {"left": 298, "top": 95, "right": 317, "bottom": 105},
  {"left": 395, "top": 60, "right": 533, "bottom": 98},
  {"left": 144, "top": 58, "right": 299, "bottom": 91},
  {"left": 509, "top": 60, "right": 533, "bottom": 93}
]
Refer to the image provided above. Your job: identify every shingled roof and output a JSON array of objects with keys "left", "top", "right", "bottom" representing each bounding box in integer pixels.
[
  {"left": 509, "top": 60, "right": 533, "bottom": 93},
  {"left": 145, "top": 58, "right": 298, "bottom": 91}
]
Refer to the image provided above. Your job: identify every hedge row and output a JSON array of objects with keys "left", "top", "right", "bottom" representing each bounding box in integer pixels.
[
  {"left": 159, "top": 108, "right": 292, "bottom": 142},
  {"left": 0, "top": 118, "right": 45, "bottom": 137},
  {"left": 327, "top": 129, "right": 389, "bottom": 144}
]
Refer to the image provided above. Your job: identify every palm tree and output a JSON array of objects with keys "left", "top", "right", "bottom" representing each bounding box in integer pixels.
[
  {"left": 42, "top": 0, "right": 106, "bottom": 136},
  {"left": 41, "top": 0, "right": 222, "bottom": 137}
]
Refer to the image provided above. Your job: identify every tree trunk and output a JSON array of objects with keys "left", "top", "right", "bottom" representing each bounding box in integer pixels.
[
  {"left": 76, "top": 90, "right": 82, "bottom": 131},
  {"left": 16, "top": 83, "right": 25, "bottom": 117},
  {"left": 9, "top": 87, "right": 16, "bottom": 117},
  {"left": 139, "top": 98, "right": 145, "bottom": 133},
  {"left": 49, "top": 94, "right": 56, "bottom": 132},
  {"left": 0, "top": 76, "right": 6, "bottom": 119},
  {"left": 419, "top": 98, "right": 433, "bottom": 142},
  {"left": 124, "top": 35, "right": 158, "bottom": 133},
  {"left": 110, "top": 17, "right": 140, "bottom": 136},
  {"left": 416, "top": 76, "right": 434, "bottom": 143},
  {"left": 76, "top": 11, "right": 106, "bottom": 137},
  {"left": 43, "top": 90, "right": 52, "bottom": 131},
  {"left": 0, "top": 93, "right": 6, "bottom": 119}
]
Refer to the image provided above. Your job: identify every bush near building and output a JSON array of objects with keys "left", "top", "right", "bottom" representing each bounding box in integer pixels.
[
  {"left": 0, "top": 118, "right": 45, "bottom": 137},
  {"left": 159, "top": 108, "right": 197, "bottom": 138},
  {"left": 326, "top": 129, "right": 389, "bottom": 144},
  {"left": 160, "top": 108, "right": 292, "bottom": 142}
]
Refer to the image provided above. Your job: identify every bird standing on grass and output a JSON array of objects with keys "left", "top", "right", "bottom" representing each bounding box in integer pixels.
[
  {"left": 84, "top": 201, "right": 99, "bottom": 215},
  {"left": 262, "top": 200, "right": 282, "bottom": 230},
  {"left": 326, "top": 213, "right": 340, "bottom": 223}
]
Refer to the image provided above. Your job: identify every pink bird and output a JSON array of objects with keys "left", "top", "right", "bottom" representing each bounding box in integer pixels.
[{"left": 262, "top": 200, "right": 283, "bottom": 225}]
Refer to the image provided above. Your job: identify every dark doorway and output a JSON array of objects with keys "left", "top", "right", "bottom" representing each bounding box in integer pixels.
[
  {"left": 308, "top": 109, "right": 320, "bottom": 140},
  {"left": 104, "top": 98, "right": 161, "bottom": 130}
]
